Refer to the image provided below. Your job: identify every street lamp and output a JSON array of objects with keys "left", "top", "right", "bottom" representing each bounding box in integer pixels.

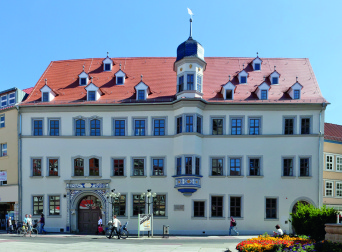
[
  {"left": 105, "top": 189, "right": 121, "bottom": 220},
  {"left": 141, "top": 189, "right": 157, "bottom": 237}
]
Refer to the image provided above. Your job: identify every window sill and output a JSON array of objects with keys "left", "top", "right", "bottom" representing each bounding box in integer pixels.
[
  {"left": 30, "top": 176, "right": 43, "bottom": 178},
  {"left": 150, "top": 176, "right": 167, "bottom": 178},
  {"left": 298, "top": 176, "right": 312, "bottom": 179},
  {"left": 0, "top": 156, "right": 9, "bottom": 160},
  {"left": 264, "top": 218, "right": 279, "bottom": 221},
  {"left": 88, "top": 176, "right": 102, "bottom": 178},
  {"left": 246, "top": 176, "right": 264, "bottom": 178},
  {"left": 110, "top": 176, "right": 127, "bottom": 178},
  {"left": 47, "top": 215, "right": 62, "bottom": 218},
  {"left": 46, "top": 176, "right": 60, "bottom": 178},
  {"left": 71, "top": 176, "right": 87, "bottom": 178},
  {"left": 191, "top": 217, "right": 207, "bottom": 220},
  {"left": 209, "top": 176, "right": 225, "bottom": 178},
  {"left": 281, "top": 176, "right": 296, "bottom": 179},
  {"left": 131, "top": 176, "right": 147, "bottom": 178},
  {"left": 227, "top": 176, "right": 243, "bottom": 178},
  {"left": 229, "top": 217, "right": 244, "bottom": 220},
  {"left": 209, "top": 217, "right": 225, "bottom": 220}
]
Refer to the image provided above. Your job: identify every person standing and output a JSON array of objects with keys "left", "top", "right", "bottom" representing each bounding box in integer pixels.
[
  {"left": 229, "top": 216, "right": 239, "bottom": 236},
  {"left": 112, "top": 215, "right": 121, "bottom": 239},
  {"left": 38, "top": 214, "right": 45, "bottom": 234},
  {"left": 98, "top": 216, "right": 102, "bottom": 227},
  {"left": 7, "top": 217, "right": 13, "bottom": 234},
  {"left": 27, "top": 214, "right": 33, "bottom": 237}
]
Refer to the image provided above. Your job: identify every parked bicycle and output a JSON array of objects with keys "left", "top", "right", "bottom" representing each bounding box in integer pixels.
[{"left": 106, "top": 221, "right": 129, "bottom": 239}]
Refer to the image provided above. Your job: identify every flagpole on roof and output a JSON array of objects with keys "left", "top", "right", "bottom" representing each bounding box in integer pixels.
[{"left": 187, "top": 8, "right": 193, "bottom": 39}]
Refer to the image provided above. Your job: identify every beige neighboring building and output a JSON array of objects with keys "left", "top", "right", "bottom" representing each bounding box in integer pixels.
[
  {"left": 0, "top": 87, "right": 31, "bottom": 229},
  {"left": 323, "top": 123, "right": 342, "bottom": 211}
]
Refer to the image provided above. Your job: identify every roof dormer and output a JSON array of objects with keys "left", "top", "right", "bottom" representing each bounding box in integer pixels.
[
  {"left": 238, "top": 66, "right": 248, "bottom": 84},
  {"left": 78, "top": 66, "right": 89, "bottom": 86},
  {"left": 252, "top": 53, "right": 262, "bottom": 71},
  {"left": 269, "top": 66, "right": 281, "bottom": 84},
  {"left": 287, "top": 77, "right": 303, "bottom": 100},
  {"left": 103, "top": 52, "right": 113, "bottom": 71},
  {"left": 255, "top": 80, "right": 270, "bottom": 100},
  {"left": 115, "top": 64, "right": 126, "bottom": 85},
  {"left": 85, "top": 77, "right": 103, "bottom": 101},
  {"left": 134, "top": 75, "right": 150, "bottom": 101},
  {"left": 40, "top": 79, "right": 56, "bottom": 102},
  {"left": 221, "top": 75, "right": 235, "bottom": 100}
]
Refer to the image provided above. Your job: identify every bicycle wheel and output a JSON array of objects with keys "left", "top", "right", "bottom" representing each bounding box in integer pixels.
[
  {"left": 19, "top": 229, "right": 26, "bottom": 237},
  {"left": 31, "top": 228, "right": 38, "bottom": 237},
  {"left": 106, "top": 229, "right": 113, "bottom": 239},
  {"left": 120, "top": 230, "right": 129, "bottom": 239}
]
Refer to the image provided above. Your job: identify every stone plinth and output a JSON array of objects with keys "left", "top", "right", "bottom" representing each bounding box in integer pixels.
[{"left": 325, "top": 224, "right": 342, "bottom": 242}]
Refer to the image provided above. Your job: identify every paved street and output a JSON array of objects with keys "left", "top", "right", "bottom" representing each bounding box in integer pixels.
[{"left": 0, "top": 233, "right": 255, "bottom": 252}]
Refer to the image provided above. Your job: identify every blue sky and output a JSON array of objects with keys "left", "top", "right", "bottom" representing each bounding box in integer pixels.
[{"left": 0, "top": 0, "right": 341, "bottom": 124}]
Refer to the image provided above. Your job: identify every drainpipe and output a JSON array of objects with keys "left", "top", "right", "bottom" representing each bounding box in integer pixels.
[
  {"left": 16, "top": 104, "right": 22, "bottom": 221},
  {"left": 318, "top": 103, "right": 326, "bottom": 208}
]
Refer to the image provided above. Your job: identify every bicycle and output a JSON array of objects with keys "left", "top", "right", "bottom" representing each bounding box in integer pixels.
[{"left": 17, "top": 224, "right": 38, "bottom": 237}]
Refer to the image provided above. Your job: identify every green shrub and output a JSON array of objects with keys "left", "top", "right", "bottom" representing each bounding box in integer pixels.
[{"left": 290, "top": 203, "right": 338, "bottom": 241}]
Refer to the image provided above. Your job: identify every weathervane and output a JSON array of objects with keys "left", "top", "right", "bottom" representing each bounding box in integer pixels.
[{"left": 187, "top": 8, "right": 194, "bottom": 38}]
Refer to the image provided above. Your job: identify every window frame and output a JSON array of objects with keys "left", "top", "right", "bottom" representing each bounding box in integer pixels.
[
  {"left": 178, "top": 75, "right": 184, "bottom": 93},
  {"left": 326, "top": 155, "right": 334, "bottom": 171},
  {"left": 42, "top": 92, "right": 49, "bottom": 102},
  {"left": 248, "top": 117, "right": 262, "bottom": 135},
  {"left": 254, "top": 63, "right": 261, "bottom": 71},
  {"left": 187, "top": 74, "right": 194, "bottom": 90},
  {"left": 325, "top": 181, "right": 333, "bottom": 197},
  {"left": 229, "top": 157, "right": 242, "bottom": 176},
  {"left": 272, "top": 77, "right": 279, "bottom": 84},
  {"left": 337, "top": 156, "right": 342, "bottom": 172},
  {"left": 47, "top": 157, "right": 59, "bottom": 177},
  {"left": 132, "top": 194, "right": 145, "bottom": 216},
  {"left": 152, "top": 117, "right": 166, "bottom": 136},
  {"left": 32, "top": 118, "right": 44, "bottom": 136},
  {"left": 210, "top": 195, "right": 224, "bottom": 218},
  {"left": 112, "top": 158, "right": 125, "bottom": 177},
  {"left": 336, "top": 182, "right": 342, "bottom": 197},
  {"left": 230, "top": 117, "right": 243, "bottom": 135},
  {"left": 196, "top": 75, "right": 202, "bottom": 92},
  {"left": 132, "top": 157, "right": 146, "bottom": 177},
  {"left": 88, "top": 91, "right": 96, "bottom": 101},
  {"left": 153, "top": 194, "right": 166, "bottom": 217},
  {"left": 240, "top": 76, "right": 247, "bottom": 84},
  {"left": 300, "top": 117, "right": 311, "bottom": 135},
  {"left": 73, "top": 157, "right": 85, "bottom": 177},
  {"left": 193, "top": 200, "right": 205, "bottom": 218},
  {"left": 1, "top": 94, "right": 7, "bottom": 107},
  {"left": 265, "top": 197, "right": 278, "bottom": 219},
  {"left": 151, "top": 157, "right": 166, "bottom": 176},
  {"left": 210, "top": 157, "right": 224, "bottom": 176},
  {"left": 31, "top": 157, "right": 43, "bottom": 177},
  {"left": 113, "top": 194, "right": 126, "bottom": 217},
  {"left": 74, "top": 117, "right": 87, "bottom": 136},
  {"left": 80, "top": 78, "right": 87, "bottom": 86},
  {"left": 185, "top": 115, "right": 194, "bottom": 133},
  {"left": 282, "top": 157, "right": 294, "bottom": 177},
  {"left": 211, "top": 116, "right": 225, "bottom": 135},
  {"left": 294, "top": 90, "right": 300, "bottom": 99},
  {"left": 196, "top": 115, "right": 203, "bottom": 134},
  {"left": 89, "top": 117, "right": 102, "bottom": 136},
  {"left": 48, "top": 118, "right": 61, "bottom": 136},
  {"left": 229, "top": 196, "right": 242, "bottom": 218},
  {"left": 176, "top": 116, "right": 182, "bottom": 134},
  {"left": 1, "top": 143, "right": 7, "bottom": 157},
  {"left": 283, "top": 117, "right": 296, "bottom": 135},
  {"left": 0, "top": 114, "right": 4, "bottom": 128},
  {"left": 299, "top": 157, "right": 311, "bottom": 177},
  {"left": 112, "top": 118, "right": 127, "bottom": 136},
  {"left": 89, "top": 157, "right": 100, "bottom": 176},
  {"left": 133, "top": 118, "right": 147, "bottom": 136},
  {"left": 260, "top": 90, "right": 268, "bottom": 100},
  {"left": 48, "top": 195, "right": 61, "bottom": 216},
  {"left": 248, "top": 157, "right": 262, "bottom": 176},
  {"left": 33, "top": 195, "right": 44, "bottom": 216}
]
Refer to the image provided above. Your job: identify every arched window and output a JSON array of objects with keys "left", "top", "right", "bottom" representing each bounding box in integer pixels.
[
  {"left": 74, "top": 158, "right": 84, "bottom": 176},
  {"left": 89, "top": 158, "right": 99, "bottom": 176},
  {"left": 75, "top": 119, "right": 85, "bottom": 136},
  {"left": 90, "top": 119, "right": 101, "bottom": 136}
]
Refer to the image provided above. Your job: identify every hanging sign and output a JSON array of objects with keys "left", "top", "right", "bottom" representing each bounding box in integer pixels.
[
  {"left": 139, "top": 214, "right": 152, "bottom": 231},
  {"left": 0, "top": 171, "right": 7, "bottom": 181}
]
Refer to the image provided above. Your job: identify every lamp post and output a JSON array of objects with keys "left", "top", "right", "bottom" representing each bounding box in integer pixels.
[
  {"left": 141, "top": 189, "right": 157, "bottom": 237},
  {"left": 105, "top": 189, "right": 121, "bottom": 221}
]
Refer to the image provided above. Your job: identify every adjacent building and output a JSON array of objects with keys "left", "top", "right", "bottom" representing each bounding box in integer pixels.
[{"left": 19, "top": 22, "right": 327, "bottom": 234}]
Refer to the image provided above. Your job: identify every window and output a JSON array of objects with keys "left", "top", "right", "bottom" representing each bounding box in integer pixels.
[
  {"left": 249, "top": 158, "right": 260, "bottom": 176},
  {"left": 284, "top": 118, "right": 294, "bottom": 135},
  {"left": 153, "top": 195, "right": 166, "bottom": 216},
  {"left": 336, "top": 182, "right": 342, "bottom": 197},
  {"left": 249, "top": 118, "right": 260, "bottom": 135},
  {"left": 80, "top": 78, "right": 87, "bottom": 86},
  {"left": 195, "top": 157, "right": 200, "bottom": 175},
  {"left": 0, "top": 115, "right": 4, "bottom": 128},
  {"left": 137, "top": 90, "right": 145, "bottom": 100},
  {"left": 325, "top": 181, "right": 333, "bottom": 196},
  {"left": 89, "top": 158, "right": 99, "bottom": 176},
  {"left": 212, "top": 119, "right": 223, "bottom": 135},
  {"left": 211, "top": 196, "right": 223, "bottom": 217},
  {"left": 185, "top": 157, "right": 192, "bottom": 175},
  {"left": 226, "top": 90, "right": 233, "bottom": 100},
  {"left": 337, "top": 156, "right": 342, "bottom": 171},
  {"left": 187, "top": 74, "right": 194, "bottom": 90},
  {"left": 240, "top": 76, "right": 247, "bottom": 84},
  {"left": 113, "top": 195, "right": 126, "bottom": 216},
  {"left": 49, "top": 120, "right": 59, "bottom": 136},
  {"left": 104, "top": 63, "right": 111, "bottom": 71},
  {"left": 133, "top": 195, "right": 145, "bottom": 216},
  {"left": 231, "top": 119, "right": 242, "bottom": 135},
  {"left": 300, "top": 158, "right": 310, "bottom": 176},
  {"left": 88, "top": 91, "right": 96, "bottom": 101},
  {"left": 186, "top": 116, "right": 193, "bottom": 132},
  {"left": 153, "top": 119, "right": 165, "bottom": 136},
  {"left": 266, "top": 198, "right": 277, "bottom": 219},
  {"left": 1, "top": 144, "right": 7, "bottom": 157},
  {"left": 176, "top": 117, "right": 182, "bottom": 134},
  {"left": 75, "top": 119, "right": 85, "bottom": 136},
  {"left": 261, "top": 90, "right": 268, "bottom": 100},
  {"left": 283, "top": 159, "right": 293, "bottom": 176},
  {"left": 301, "top": 118, "right": 310, "bottom": 134},
  {"left": 0, "top": 171, "right": 7, "bottom": 185},
  {"left": 8, "top": 93, "right": 15, "bottom": 105},
  {"left": 117, "top": 77, "right": 123, "bottom": 85},
  {"left": 32, "top": 159, "right": 42, "bottom": 176},
  {"left": 254, "top": 63, "right": 261, "bottom": 71},
  {"left": 230, "top": 197, "right": 241, "bottom": 217},
  {"left": 33, "top": 196, "right": 44, "bottom": 216},
  {"left": 326, "top": 155, "right": 333, "bottom": 171},
  {"left": 42, "top": 92, "right": 49, "bottom": 102},
  {"left": 74, "top": 158, "right": 84, "bottom": 176},
  {"left": 114, "top": 120, "right": 125, "bottom": 136},
  {"left": 197, "top": 75, "right": 202, "bottom": 92},
  {"left": 133, "top": 159, "right": 144, "bottom": 176},
  {"left": 49, "top": 196, "right": 60, "bottom": 215},
  {"left": 1, "top": 95, "right": 7, "bottom": 107},
  {"left": 113, "top": 159, "right": 124, "bottom": 176},
  {"left": 196, "top": 116, "right": 202, "bottom": 134},
  {"left": 90, "top": 119, "right": 101, "bottom": 136},
  {"left": 211, "top": 158, "right": 223, "bottom": 176},
  {"left": 33, "top": 120, "right": 43, "bottom": 136},
  {"left": 152, "top": 159, "right": 164, "bottom": 176},
  {"left": 48, "top": 159, "right": 58, "bottom": 176},
  {"left": 230, "top": 158, "right": 241, "bottom": 176},
  {"left": 178, "top": 76, "right": 184, "bottom": 92},
  {"left": 272, "top": 77, "right": 278, "bottom": 84},
  {"left": 134, "top": 120, "right": 145, "bottom": 136},
  {"left": 176, "top": 157, "right": 182, "bottom": 175},
  {"left": 194, "top": 201, "right": 205, "bottom": 217},
  {"left": 294, "top": 90, "right": 300, "bottom": 99}
]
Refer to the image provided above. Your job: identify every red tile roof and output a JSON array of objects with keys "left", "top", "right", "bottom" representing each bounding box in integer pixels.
[
  {"left": 22, "top": 87, "right": 33, "bottom": 95},
  {"left": 22, "top": 57, "right": 327, "bottom": 105},
  {"left": 325, "top": 123, "right": 342, "bottom": 143}
]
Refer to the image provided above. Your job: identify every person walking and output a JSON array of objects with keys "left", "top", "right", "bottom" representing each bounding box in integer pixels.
[
  {"left": 112, "top": 215, "right": 121, "bottom": 239},
  {"left": 229, "top": 216, "right": 239, "bottom": 236},
  {"left": 27, "top": 214, "right": 33, "bottom": 237},
  {"left": 38, "top": 214, "right": 45, "bottom": 234},
  {"left": 7, "top": 217, "right": 13, "bottom": 234}
]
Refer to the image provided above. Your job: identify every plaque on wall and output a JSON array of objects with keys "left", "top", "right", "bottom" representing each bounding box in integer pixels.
[{"left": 174, "top": 205, "right": 184, "bottom": 211}]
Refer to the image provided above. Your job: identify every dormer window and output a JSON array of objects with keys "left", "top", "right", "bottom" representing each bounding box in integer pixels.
[
  {"left": 294, "top": 90, "right": 300, "bottom": 99},
  {"left": 272, "top": 77, "right": 279, "bottom": 84},
  {"left": 115, "top": 67, "right": 126, "bottom": 85},
  {"left": 252, "top": 54, "right": 263, "bottom": 71},
  {"left": 42, "top": 92, "right": 49, "bottom": 102},
  {"left": 79, "top": 66, "right": 89, "bottom": 86},
  {"left": 287, "top": 79, "right": 303, "bottom": 100},
  {"left": 269, "top": 66, "right": 280, "bottom": 85},
  {"left": 261, "top": 90, "right": 268, "bottom": 100},
  {"left": 238, "top": 70, "right": 248, "bottom": 84},
  {"left": 226, "top": 90, "right": 233, "bottom": 99},
  {"left": 85, "top": 80, "right": 103, "bottom": 101},
  {"left": 40, "top": 81, "right": 56, "bottom": 102},
  {"left": 255, "top": 82, "right": 270, "bottom": 100},
  {"left": 80, "top": 78, "right": 87, "bottom": 86},
  {"left": 103, "top": 53, "right": 113, "bottom": 72},
  {"left": 254, "top": 63, "right": 261, "bottom": 71},
  {"left": 240, "top": 76, "right": 247, "bottom": 84},
  {"left": 221, "top": 79, "right": 235, "bottom": 100},
  {"left": 104, "top": 63, "right": 111, "bottom": 71},
  {"left": 117, "top": 77, "right": 123, "bottom": 85},
  {"left": 88, "top": 91, "right": 96, "bottom": 101},
  {"left": 8, "top": 93, "right": 15, "bottom": 105},
  {"left": 135, "top": 76, "right": 149, "bottom": 101},
  {"left": 138, "top": 90, "right": 145, "bottom": 100}
]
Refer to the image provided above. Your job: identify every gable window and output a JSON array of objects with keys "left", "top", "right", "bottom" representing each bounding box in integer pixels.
[
  {"left": 42, "top": 92, "right": 49, "bottom": 102},
  {"left": 336, "top": 182, "right": 342, "bottom": 197},
  {"left": 249, "top": 118, "right": 260, "bottom": 135},
  {"left": 152, "top": 158, "right": 164, "bottom": 176},
  {"left": 117, "top": 77, "right": 123, "bottom": 85},
  {"left": 74, "top": 158, "right": 84, "bottom": 176},
  {"left": 212, "top": 119, "right": 223, "bottom": 135},
  {"left": 88, "top": 91, "right": 96, "bottom": 101},
  {"left": 272, "top": 77, "right": 278, "bottom": 84},
  {"left": 75, "top": 119, "right": 85, "bottom": 136},
  {"left": 294, "top": 90, "right": 300, "bottom": 99},
  {"left": 49, "top": 120, "right": 59, "bottom": 136},
  {"left": 230, "top": 158, "right": 241, "bottom": 176},
  {"left": 230, "top": 197, "right": 241, "bottom": 217},
  {"left": 178, "top": 76, "right": 184, "bottom": 92},
  {"left": 254, "top": 63, "right": 261, "bottom": 71},
  {"left": 33, "top": 120, "right": 43, "bottom": 136},
  {"left": 249, "top": 158, "right": 260, "bottom": 176},
  {"left": 176, "top": 157, "right": 182, "bottom": 175},
  {"left": 48, "top": 158, "right": 58, "bottom": 176},
  {"left": 195, "top": 157, "right": 200, "bottom": 175},
  {"left": 104, "top": 63, "right": 111, "bottom": 71},
  {"left": 115, "top": 120, "right": 125, "bottom": 136},
  {"left": 133, "top": 195, "right": 145, "bottom": 216},
  {"left": 186, "top": 116, "right": 193, "bottom": 132},
  {"left": 176, "top": 117, "right": 182, "bottom": 134},
  {"left": 325, "top": 181, "right": 333, "bottom": 196},
  {"left": 1, "top": 95, "right": 7, "bottom": 107},
  {"left": 194, "top": 201, "right": 205, "bottom": 217},
  {"left": 153, "top": 119, "right": 165, "bottom": 136},
  {"left": 197, "top": 75, "right": 202, "bottom": 92},
  {"left": 137, "top": 90, "right": 145, "bottom": 100},
  {"left": 153, "top": 195, "right": 166, "bottom": 216},
  {"left": 300, "top": 158, "right": 310, "bottom": 176},
  {"left": 284, "top": 118, "right": 294, "bottom": 135},
  {"left": 0, "top": 144, "right": 6, "bottom": 157},
  {"left": 113, "top": 159, "right": 124, "bottom": 176},
  {"left": 8, "top": 93, "right": 15, "bottom": 105},
  {"left": 240, "top": 76, "right": 247, "bottom": 84},
  {"left": 32, "top": 159, "right": 42, "bottom": 176},
  {"left": 185, "top": 157, "right": 192, "bottom": 175},
  {"left": 196, "top": 116, "right": 202, "bottom": 134},
  {"left": 326, "top": 155, "right": 333, "bottom": 170},
  {"left": 133, "top": 159, "right": 144, "bottom": 176},
  {"left": 337, "top": 156, "right": 342, "bottom": 171},
  {"left": 266, "top": 198, "right": 277, "bottom": 219},
  {"left": 283, "top": 158, "right": 293, "bottom": 176},
  {"left": 261, "top": 90, "right": 268, "bottom": 100},
  {"left": 113, "top": 195, "right": 126, "bottom": 216},
  {"left": 211, "top": 196, "right": 223, "bottom": 217},
  {"left": 226, "top": 90, "right": 233, "bottom": 100},
  {"left": 301, "top": 118, "right": 310, "bottom": 134},
  {"left": 0, "top": 115, "right": 4, "bottom": 128},
  {"left": 80, "top": 78, "right": 87, "bottom": 86},
  {"left": 134, "top": 119, "right": 145, "bottom": 136},
  {"left": 33, "top": 196, "right": 44, "bottom": 215},
  {"left": 89, "top": 158, "right": 99, "bottom": 176},
  {"left": 187, "top": 74, "right": 194, "bottom": 90},
  {"left": 212, "top": 158, "right": 223, "bottom": 176},
  {"left": 90, "top": 119, "right": 101, "bottom": 136},
  {"left": 49, "top": 196, "right": 60, "bottom": 215}
]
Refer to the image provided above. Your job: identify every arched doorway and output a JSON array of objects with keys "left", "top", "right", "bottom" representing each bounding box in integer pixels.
[
  {"left": 292, "top": 201, "right": 310, "bottom": 214},
  {"left": 78, "top": 195, "right": 102, "bottom": 233}
]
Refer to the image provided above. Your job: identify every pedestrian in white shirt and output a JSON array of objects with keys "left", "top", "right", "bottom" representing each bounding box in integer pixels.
[
  {"left": 98, "top": 216, "right": 102, "bottom": 226},
  {"left": 273, "top": 224, "right": 284, "bottom": 236},
  {"left": 112, "top": 215, "right": 121, "bottom": 239}
]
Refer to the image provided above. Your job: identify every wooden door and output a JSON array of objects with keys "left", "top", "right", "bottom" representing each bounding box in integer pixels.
[{"left": 78, "top": 196, "right": 102, "bottom": 233}]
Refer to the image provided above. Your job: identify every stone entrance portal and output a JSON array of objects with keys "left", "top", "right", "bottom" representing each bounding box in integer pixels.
[{"left": 78, "top": 195, "right": 102, "bottom": 233}]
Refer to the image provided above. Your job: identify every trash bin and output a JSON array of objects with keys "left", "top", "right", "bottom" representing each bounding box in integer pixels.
[{"left": 163, "top": 225, "right": 169, "bottom": 238}]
